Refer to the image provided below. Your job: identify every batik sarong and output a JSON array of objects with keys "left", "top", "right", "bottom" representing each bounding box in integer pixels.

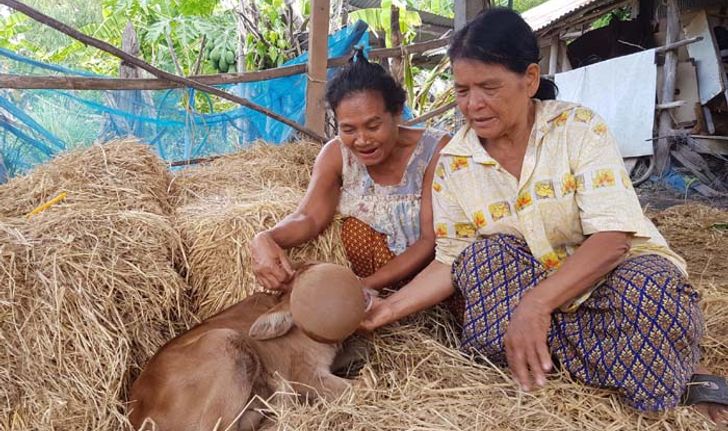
[{"left": 452, "top": 233, "right": 703, "bottom": 411}]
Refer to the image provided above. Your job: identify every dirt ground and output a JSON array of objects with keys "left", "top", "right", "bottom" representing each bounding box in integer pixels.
[{"left": 637, "top": 180, "right": 728, "bottom": 210}]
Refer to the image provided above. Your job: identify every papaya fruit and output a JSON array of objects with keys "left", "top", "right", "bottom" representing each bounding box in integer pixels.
[{"left": 210, "top": 46, "right": 222, "bottom": 62}]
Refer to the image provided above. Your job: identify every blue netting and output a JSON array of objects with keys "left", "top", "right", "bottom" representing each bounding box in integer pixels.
[{"left": 0, "top": 21, "right": 371, "bottom": 181}]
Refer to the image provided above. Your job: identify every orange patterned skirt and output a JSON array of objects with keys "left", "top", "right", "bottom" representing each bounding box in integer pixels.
[{"left": 340, "top": 216, "right": 464, "bottom": 325}]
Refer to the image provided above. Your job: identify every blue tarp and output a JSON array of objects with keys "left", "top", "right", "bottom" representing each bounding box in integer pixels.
[{"left": 0, "top": 21, "right": 371, "bottom": 180}]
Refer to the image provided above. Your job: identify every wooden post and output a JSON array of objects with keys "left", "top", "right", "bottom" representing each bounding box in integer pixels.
[
  {"left": 455, "top": 0, "right": 489, "bottom": 30},
  {"left": 559, "top": 40, "right": 571, "bottom": 72},
  {"left": 118, "top": 22, "right": 142, "bottom": 135},
  {"left": 390, "top": 4, "right": 403, "bottom": 83},
  {"left": 548, "top": 35, "right": 559, "bottom": 75},
  {"left": 655, "top": 0, "right": 680, "bottom": 176},
  {"left": 0, "top": 152, "right": 7, "bottom": 183},
  {"left": 120, "top": 22, "right": 140, "bottom": 80},
  {"left": 304, "top": 0, "right": 330, "bottom": 139}
]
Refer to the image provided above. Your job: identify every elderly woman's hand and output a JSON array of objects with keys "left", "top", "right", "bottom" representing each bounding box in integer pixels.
[
  {"left": 250, "top": 231, "right": 294, "bottom": 290},
  {"left": 359, "top": 297, "right": 395, "bottom": 332},
  {"left": 504, "top": 292, "right": 554, "bottom": 391}
]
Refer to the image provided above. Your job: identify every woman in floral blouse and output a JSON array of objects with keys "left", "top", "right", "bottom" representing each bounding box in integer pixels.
[{"left": 362, "top": 8, "right": 727, "bottom": 423}]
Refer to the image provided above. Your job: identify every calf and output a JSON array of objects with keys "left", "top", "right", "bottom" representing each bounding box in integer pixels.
[{"left": 128, "top": 266, "right": 367, "bottom": 431}]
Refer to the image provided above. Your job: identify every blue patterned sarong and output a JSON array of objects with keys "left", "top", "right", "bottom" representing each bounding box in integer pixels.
[{"left": 452, "top": 234, "right": 704, "bottom": 412}]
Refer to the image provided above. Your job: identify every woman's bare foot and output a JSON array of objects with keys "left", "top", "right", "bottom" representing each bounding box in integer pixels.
[{"left": 692, "top": 366, "right": 728, "bottom": 425}]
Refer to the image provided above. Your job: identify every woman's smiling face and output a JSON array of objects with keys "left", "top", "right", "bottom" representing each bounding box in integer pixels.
[{"left": 335, "top": 90, "right": 400, "bottom": 166}]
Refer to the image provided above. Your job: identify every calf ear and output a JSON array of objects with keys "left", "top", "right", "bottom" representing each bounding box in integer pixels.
[{"left": 249, "top": 302, "right": 294, "bottom": 340}]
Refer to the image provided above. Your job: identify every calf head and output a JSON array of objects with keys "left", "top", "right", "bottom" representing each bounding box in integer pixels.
[{"left": 247, "top": 262, "right": 377, "bottom": 344}]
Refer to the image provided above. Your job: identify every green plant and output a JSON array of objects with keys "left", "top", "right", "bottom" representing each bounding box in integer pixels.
[
  {"left": 411, "top": 55, "right": 451, "bottom": 114},
  {"left": 348, "top": 0, "right": 422, "bottom": 48},
  {"left": 407, "top": 0, "right": 454, "bottom": 18},
  {"left": 238, "top": 0, "right": 300, "bottom": 71},
  {"left": 592, "top": 6, "right": 631, "bottom": 29}
]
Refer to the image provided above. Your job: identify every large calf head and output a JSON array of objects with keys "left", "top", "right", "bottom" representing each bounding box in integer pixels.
[{"left": 247, "top": 262, "right": 375, "bottom": 343}]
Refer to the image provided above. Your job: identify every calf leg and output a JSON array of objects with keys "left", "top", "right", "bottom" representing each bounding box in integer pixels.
[
  {"left": 331, "top": 335, "right": 370, "bottom": 377},
  {"left": 311, "top": 371, "right": 352, "bottom": 400}
]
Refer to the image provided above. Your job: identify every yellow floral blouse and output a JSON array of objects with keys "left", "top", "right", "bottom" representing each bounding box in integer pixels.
[{"left": 433, "top": 100, "right": 686, "bottom": 308}]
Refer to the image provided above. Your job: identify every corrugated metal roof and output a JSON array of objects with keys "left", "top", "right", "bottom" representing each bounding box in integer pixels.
[
  {"left": 521, "top": 0, "right": 614, "bottom": 32},
  {"left": 523, "top": 0, "right": 724, "bottom": 34}
]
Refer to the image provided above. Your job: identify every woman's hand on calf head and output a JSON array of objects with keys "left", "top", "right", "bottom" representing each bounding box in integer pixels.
[
  {"left": 250, "top": 231, "right": 295, "bottom": 290},
  {"left": 359, "top": 297, "right": 395, "bottom": 332}
]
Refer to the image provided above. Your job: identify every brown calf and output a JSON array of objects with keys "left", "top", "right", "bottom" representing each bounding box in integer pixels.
[{"left": 128, "top": 272, "right": 365, "bottom": 431}]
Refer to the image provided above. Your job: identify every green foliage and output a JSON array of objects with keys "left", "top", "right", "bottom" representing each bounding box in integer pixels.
[
  {"left": 591, "top": 7, "right": 631, "bottom": 29},
  {"left": 0, "top": 0, "right": 229, "bottom": 76},
  {"left": 241, "top": 0, "right": 295, "bottom": 70},
  {"left": 348, "top": 0, "right": 422, "bottom": 48},
  {"left": 0, "top": 0, "right": 102, "bottom": 67},
  {"left": 411, "top": 56, "right": 451, "bottom": 114},
  {"left": 491, "top": 0, "right": 547, "bottom": 13},
  {"left": 100, "top": 0, "right": 226, "bottom": 75},
  {"left": 406, "top": 0, "right": 454, "bottom": 18}
]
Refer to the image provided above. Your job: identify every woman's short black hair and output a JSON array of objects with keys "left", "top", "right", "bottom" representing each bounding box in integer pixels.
[
  {"left": 448, "top": 8, "right": 558, "bottom": 100},
  {"left": 325, "top": 49, "right": 407, "bottom": 114}
]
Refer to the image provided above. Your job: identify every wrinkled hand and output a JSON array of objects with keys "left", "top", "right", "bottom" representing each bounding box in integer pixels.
[
  {"left": 250, "top": 231, "right": 294, "bottom": 290},
  {"left": 504, "top": 293, "right": 554, "bottom": 391},
  {"left": 359, "top": 297, "right": 395, "bottom": 332}
]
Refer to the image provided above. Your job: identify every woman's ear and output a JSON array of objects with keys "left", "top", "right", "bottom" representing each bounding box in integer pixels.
[
  {"left": 525, "top": 63, "right": 541, "bottom": 98},
  {"left": 394, "top": 106, "right": 404, "bottom": 124}
]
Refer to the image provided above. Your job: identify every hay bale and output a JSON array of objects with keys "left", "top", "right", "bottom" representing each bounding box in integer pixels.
[
  {"left": 0, "top": 219, "right": 34, "bottom": 418},
  {"left": 0, "top": 138, "right": 173, "bottom": 218},
  {"left": 172, "top": 142, "right": 347, "bottom": 318},
  {"left": 170, "top": 141, "right": 321, "bottom": 208},
  {"left": 0, "top": 142, "right": 190, "bottom": 430}
]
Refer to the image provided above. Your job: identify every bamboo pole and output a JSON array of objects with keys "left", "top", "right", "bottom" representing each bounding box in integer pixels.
[{"left": 0, "top": 0, "right": 326, "bottom": 143}]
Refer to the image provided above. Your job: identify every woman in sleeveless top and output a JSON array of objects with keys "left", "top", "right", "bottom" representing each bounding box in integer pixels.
[{"left": 250, "top": 51, "right": 452, "bottom": 297}]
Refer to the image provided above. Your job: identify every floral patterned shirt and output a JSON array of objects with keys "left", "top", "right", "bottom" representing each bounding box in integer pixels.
[
  {"left": 338, "top": 128, "right": 447, "bottom": 255},
  {"left": 433, "top": 100, "right": 686, "bottom": 308}
]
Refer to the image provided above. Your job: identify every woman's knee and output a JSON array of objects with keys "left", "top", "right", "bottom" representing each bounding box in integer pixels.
[
  {"left": 452, "top": 234, "right": 535, "bottom": 291},
  {"left": 453, "top": 234, "right": 519, "bottom": 273},
  {"left": 607, "top": 255, "right": 701, "bottom": 317}
]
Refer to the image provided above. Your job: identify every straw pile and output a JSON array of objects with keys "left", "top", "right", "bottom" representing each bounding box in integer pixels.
[
  {"left": 2, "top": 132, "right": 725, "bottom": 431},
  {"left": 171, "top": 142, "right": 347, "bottom": 318},
  {"left": 170, "top": 141, "right": 321, "bottom": 208},
  {"left": 0, "top": 140, "right": 189, "bottom": 431},
  {"left": 0, "top": 139, "right": 173, "bottom": 218},
  {"left": 269, "top": 204, "right": 727, "bottom": 431}
]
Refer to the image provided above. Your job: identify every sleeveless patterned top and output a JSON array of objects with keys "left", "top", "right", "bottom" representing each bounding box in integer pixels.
[{"left": 337, "top": 128, "right": 447, "bottom": 255}]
